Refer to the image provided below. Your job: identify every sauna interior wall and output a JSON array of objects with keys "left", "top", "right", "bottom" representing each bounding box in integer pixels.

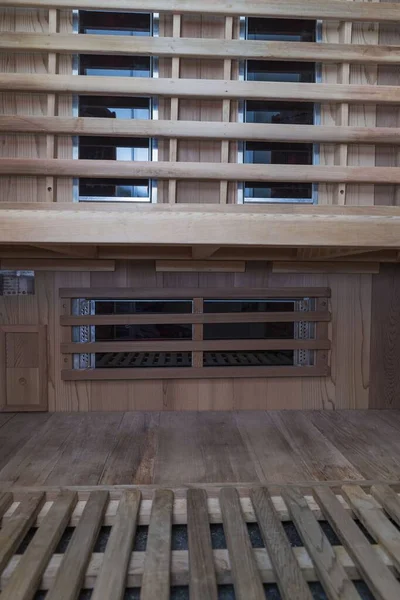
[{"left": 0, "top": 5, "right": 398, "bottom": 411}]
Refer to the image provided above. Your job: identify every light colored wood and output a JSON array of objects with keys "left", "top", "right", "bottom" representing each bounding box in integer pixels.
[
  {"left": 2, "top": 74, "right": 399, "bottom": 104},
  {"left": 156, "top": 260, "right": 245, "bottom": 272},
  {"left": 141, "top": 489, "right": 173, "bottom": 600},
  {"left": 282, "top": 487, "right": 359, "bottom": 600},
  {"left": 2, "top": 159, "right": 400, "bottom": 184},
  {"left": 313, "top": 487, "right": 400, "bottom": 600},
  {"left": 3, "top": 33, "right": 400, "bottom": 64},
  {"left": 187, "top": 489, "right": 218, "bottom": 600},
  {"left": 0, "top": 259, "right": 115, "bottom": 272},
  {"left": 272, "top": 261, "right": 380, "bottom": 274},
  {"left": 91, "top": 490, "right": 141, "bottom": 600},
  {"left": 251, "top": 487, "right": 312, "bottom": 600},
  {"left": 220, "top": 487, "right": 265, "bottom": 600},
  {"left": 46, "top": 490, "right": 109, "bottom": 600},
  {"left": 371, "top": 484, "right": 400, "bottom": 528},
  {"left": 46, "top": 8, "right": 57, "bottom": 204},
  {"left": 5, "top": 0, "right": 400, "bottom": 22},
  {"left": 0, "top": 491, "right": 77, "bottom": 600},
  {"left": 3, "top": 116, "right": 400, "bottom": 145}
]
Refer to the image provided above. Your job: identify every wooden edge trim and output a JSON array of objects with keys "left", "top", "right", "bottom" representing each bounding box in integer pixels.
[{"left": 58, "top": 287, "right": 332, "bottom": 299}]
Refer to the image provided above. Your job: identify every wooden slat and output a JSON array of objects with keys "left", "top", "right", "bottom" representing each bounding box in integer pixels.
[
  {"left": 46, "top": 8, "right": 57, "bottom": 203},
  {"left": 371, "top": 484, "right": 400, "bottom": 528},
  {"left": 0, "top": 259, "right": 115, "bottom": 272},
  {"left": 219, "top": 487, "right": 264, "bottom": 600},
  {"left": 342, "top": 485, "right": 400, "bottom": 573},
  {"left": 168, "top": 14, "right": 181, "bottom": 205},
  {"left": 3, "top": 159, "right": 400, "bottom": 184},
  {"left": 272, "top": 261, "right": 380, "bottom": 274},
  {"left": 60, "top": 311, "right": 331, "bottom": 326},
  {"left": 4, "top": 0, "right": 400, "bottom": 23},
  {"left": 156, "top": 260, "right": 245, "bottom": 272},
  {"left": 282, "top": 487, "right": 359, "bottom": 600},
  {"left": 0, "top": 492, "right": 13, "bottom": 520},
  {"left": 141, "top": 489, "right": 173, "bottom": 600},
  {"left": 91, "top": 490, "right": 141, "bottom": 600},
  {"left": 220, "top": 16, "right": 233, "bottom": 205},
  {"left": 3, "top": 33, "right": 400, "bottom": 64},
  {"left": 3, "top": 116, "right": 400, "bottom": 145},
  {"left": 2, "top": 74, "right": 400, "bottom": 104},
  {"left": 0, "top": 491, "right": 77, "bottom": 600},
  {"left": 61, "top": 364, "right": 330, "bottom": 380},
  {"left": 252, "top": 487, "right": 312, "bottom": 600},
  {"left": 313, "top": 487, "right": 400, "bottom": 600},
  {"left": 60, "top": 339, "right": 331, "bottom": 353},
  {"left": 187, "top": 489, "right": 218, "bottom": 600},
  {"left": 46, "top": 491, "right": 109, "bottom": 600},
  {"left": 0, "top": 493, "right": 45, "bottom": 574}
]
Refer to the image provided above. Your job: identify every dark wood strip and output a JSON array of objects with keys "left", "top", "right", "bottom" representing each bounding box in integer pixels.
[
  {"left": 187, "top": 489, "right": 218, "bottom": 600},
  {"left": 0, "top": 493, "right": 45, "bottom": 574},
  {"left": 314, "top": 487, "right": 400, "bottom": 600},
  {"left": 46, "top": 490, "right": 109, "bottom": 600},
  {"left": 282, "top": 487, "right": 359, "bottom": 600},
  {"left": 220, "top": 487, "right": 265, "bottom": 600},
  {"left": 0, "top": 490, "right": 77, "bottom": 600},
  {"left": 252, "top": 487, "right": 312, "bottom": 600},
  {"left": 91, "top": 490, "right": 141, "bottom": 600},
  {"left": 141, "top": 489, "right": 173, "bottom": 600},
  {"left": 60, "top": 287, "right": 331, "bottom": 299}
]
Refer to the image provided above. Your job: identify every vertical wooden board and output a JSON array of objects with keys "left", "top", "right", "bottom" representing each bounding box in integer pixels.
[
  {"left": 198, "top": 379, "right": 234, "bottom": 410},
  {"left": 91, "top": 490, "right": 141, "bottom": 600},
  {"left": 6, "top": 368, "right": 40, "bottom": 408},
  {"left": 219, "top": 487, "right": 265, "bottom": 600},
  {"left": 141, "top": 489, "right": 173, "bottom": 600},
  {"left": 46, "top": 491, "right": 109, "bottom": 600},
  {"left": 0, "top": 490, "right": 77, "bottom": 600},
  {"left": 5, "top": 332, "right": 39, "bottom": 368},
  {"left": 282, "top": 487, "right": 359, "bottom": 600},
  {"left": 251, "top": 488, "right": 312, "bottom": 600},
  {"left": 187, "top": 488, "right": 218, "bottom": 600}
]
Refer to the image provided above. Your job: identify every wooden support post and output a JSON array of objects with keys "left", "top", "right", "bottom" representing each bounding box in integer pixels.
[
  {"left": 192, "top": 297, "right": 203, "bottom": 368},
  {"left": 168, "top": 14, "right": 181, "bottom": 204},
  {"left": 46, "top": 9, "right": 58, "bottom": 203},
  {"left": 220, "top": 16, "right": 233, "bottom": 204}
]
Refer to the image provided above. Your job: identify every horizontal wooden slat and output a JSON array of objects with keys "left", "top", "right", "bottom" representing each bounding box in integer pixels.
[
  {"left": 4, "top": 0, "right": 400, "bottom": 23},
  {"left": 60, "top": 311, "right": 331, "bottom": 327},
  {"left": 60, "top": 339, "right": 330, "bottom": 353},
  {"left": 58, "top": 286, "right": 331, "bottom": 299},
  {"left": 2, "top": 159, "right": 400, "bottom": 184},
  {"left": 1, "top": 74, "right": 399, "bottom": 104},
  {"left": 2, "top": 117, "right": 400, "bottom": 145},
  {"left": 155, "top": 260, "right": 245, "bottom": 272},
  {"left": 272, "top": 261, "right": 380, "bottom": 274},
  {"left": 61, "top": 364, "right": 330, "bottom": 380},
  {"left": 3, "top": 33, "right": 400, "bottom": 65},
  {"left": 0, "top": 259, "right": 115, "bottom": 272}
]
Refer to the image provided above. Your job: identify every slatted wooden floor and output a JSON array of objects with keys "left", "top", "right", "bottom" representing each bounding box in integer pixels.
[{"left": 1, "top": 484, "right": 400, "bottom": 599}]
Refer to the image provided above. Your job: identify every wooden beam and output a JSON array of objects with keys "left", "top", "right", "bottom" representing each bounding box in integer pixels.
[
  {"left": 4, "top": 0, "right": 400, "bottom": 23},
  {"left": 155, "top": 260, "right": 245, "bottom": 272},
  {"left": 2, "top": 159, "right": 400, "bottom": 184},
  {"left": 2, "top": 117, "right": 400, "bottom": 145},
  {"left": 29, "top": 244, "right": 98, "bottom": 259},
  {"left": 272, "top": 262, "right": 380, "bottom": 274},
  {"left": 2, "top": 204, "right": 400, "bottom": 249},
  {"left": 1, "top": 74, "right": 399, "bottom": 104},
  {"left": 191, "top": 246, "right": 220, "bottom": 260},
  {"left": 0, "top": 259, "right": 115, "bottom": 271}
]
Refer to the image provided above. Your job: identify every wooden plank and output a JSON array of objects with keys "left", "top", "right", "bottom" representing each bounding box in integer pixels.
[
  {"left": 62, "top": 365, "right": 330, "bottom": 381},
  {"left": 272, "top": 261, "right": 380, "bottom": 274},
  {"left": 141, "top": 489, "right": 173, "bottom": 600},
  {"left": 282, "top": 487, "right": 359, "bottom": 600},
  {"left": 60, "top": 311, "right": 331, "bottom": 326},
  {"left": 91, "top": 490, "right": 141, "bottom": 600},
  {"left": 0, "top": 414, "right": 51, "bottom": 472},
  {"left": 2, "top": 74, "right": 400, "bottom": 104},
  {"left": 0, "top": 259, "right": 115, "bottom": 271},
  {"left": 4, "top": 33, "right": 400, "bottom": 64},
  {"left": 0, "top": 493, "right": 45, "bottom": 574},
  {"left": 251, "top": 487, "right": 312, "bottom": 600},
  {"left": 60, "top": 339, "right": 331, "bottom": 353},
  {"left": 219, "top": 487, "right": 265, "bottom": 600},
  {"left": 46, "top": 491, "right": 109, "bottom": 600},
  {"left": 4, "top": 0, "right": 400, "bottom": 22},
  {"left": 0, "top": 492, "right": 13, "bottom": 519},
  {"left": 313, "top": 487, "right": 400, "bottom": 600},
  {"left": 0, "top": 491, "right": 77, "bottom": 600},
  {"left": 3, "top": 116, "right": 400, "bottom": 145},
  {"left": 156, "top": 260, "right": 246, "bottom": 272},
  {"left": 371, "top": 484, "right": 400, "bottom": 528},
  {"left": 187, "top": 489, "right": 218, "bottom": 600}
]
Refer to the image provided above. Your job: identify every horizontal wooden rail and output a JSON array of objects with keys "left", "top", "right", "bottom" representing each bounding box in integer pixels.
[
  {"left": 61, "top": 365, "right": 330, "bottom": 380},
  {"left": 59, "top": 287, "right": 330, "bottom": 299},
  {"left": 1, "top": 74, "right": 399, "bottom": 104},
  {"left": 3, "top": 159, "right": 400, "bottom": 184},
  {"left": 4, "top": 0, "right": 400, "bottom": 23},
  {"left": 2, "top": 117, "right": 400, "bottom": 145},
  {"left": 60, "top": 339, "right": 330, "bottom": 353},
  {"left": 3, "top": 33, "right": 400, "bottom": 65},
  {"left": 60, "top": 311, "right": 331, "bottom": 327}
]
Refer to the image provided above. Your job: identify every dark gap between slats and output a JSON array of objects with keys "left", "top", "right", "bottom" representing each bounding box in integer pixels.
[
  {"left": 353, "top": 519, "right": 376, "bottom": 544},
  {"left": 16, "top": 527, "right": 37, "bottom": 554}
]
